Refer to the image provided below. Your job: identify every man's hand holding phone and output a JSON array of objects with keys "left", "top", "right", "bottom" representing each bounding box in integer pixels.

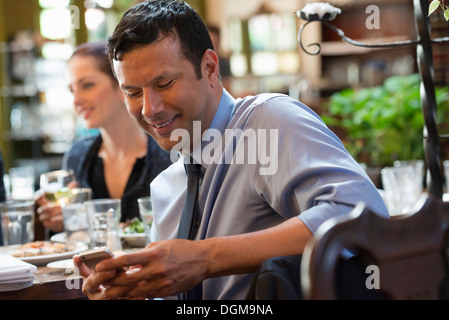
[
  {"left": 77, "top": 248, "right": 118, "bottom": 271},
  {"left": 74, "top": 249, "right": 137, "bottom": 300}
]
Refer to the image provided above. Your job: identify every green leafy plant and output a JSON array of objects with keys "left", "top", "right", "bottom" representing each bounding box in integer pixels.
[
  {"left": 322, "top": 74, "right": 449, "bottom": 167},
  {"left": 429, "top": 0, "right": 449, "bottom": 21}
]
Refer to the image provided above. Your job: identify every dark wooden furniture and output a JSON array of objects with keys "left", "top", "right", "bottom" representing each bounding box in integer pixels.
[{"left": 301, "top": 196, "right": 449, "bottom": 299}]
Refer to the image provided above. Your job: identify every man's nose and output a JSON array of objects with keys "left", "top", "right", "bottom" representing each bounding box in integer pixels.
[{"left": 142, "top": 88, "right": 164, "bottom": 118}]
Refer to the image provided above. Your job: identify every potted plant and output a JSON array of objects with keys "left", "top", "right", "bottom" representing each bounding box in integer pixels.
[{"left": 322, "top": 73, "right": 449, "bottom": 185}]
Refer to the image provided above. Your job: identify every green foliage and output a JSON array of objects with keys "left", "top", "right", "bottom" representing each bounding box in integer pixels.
[
  {"left": 322, "top": 74, "right": 449, "bottom": 167},
  {"left": 429, "top": 0, "right": 449, "bottom": 21}
]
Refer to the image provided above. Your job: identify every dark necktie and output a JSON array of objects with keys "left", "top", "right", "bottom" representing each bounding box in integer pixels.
[
  {"left": 177, "top": 158, "right": 203, "bottom": 300},
  {"left": 177, "top": 160, "right": 202, "bottom": 240}
]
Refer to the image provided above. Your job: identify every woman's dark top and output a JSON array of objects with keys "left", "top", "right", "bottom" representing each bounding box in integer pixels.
[{"left": 62, "top": 134, "right": 172, "bottom": 222}]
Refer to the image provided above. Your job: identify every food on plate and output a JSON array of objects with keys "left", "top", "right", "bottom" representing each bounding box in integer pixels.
[
  {"left": 10, "top": 241, "right": 76, "bottom": 257},
  {"left": 122, "top": 218, "right": 146, "bottom": 234}
]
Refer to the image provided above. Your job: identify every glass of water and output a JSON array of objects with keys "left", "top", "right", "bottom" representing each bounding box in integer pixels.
[
  {"left": 61, "top": 188, "right": 92, "bottom": 244},
  {"left": 85, "top": 199, "right": 121, "bottom": 248},
  {"left": 9, "top": 166, "right": 35, "bottom": 200},
  {"left": 138, "top": 196, "right": 153, "bottom": 244},
  {"left": 0, "top": 200, "right": 35, "bottom": 245}
]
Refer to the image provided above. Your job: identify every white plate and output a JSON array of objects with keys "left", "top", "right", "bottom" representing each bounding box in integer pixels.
[
  {"left": 0, "top": 242, "right": 88, "bottom": 267},
  {"left": 47, "top": 259, "right": 75, "bottom": 271}
]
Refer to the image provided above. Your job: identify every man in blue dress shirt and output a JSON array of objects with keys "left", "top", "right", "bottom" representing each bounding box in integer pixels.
[{"left": 75, "top": 0, "right": 389, "bottom": 300}]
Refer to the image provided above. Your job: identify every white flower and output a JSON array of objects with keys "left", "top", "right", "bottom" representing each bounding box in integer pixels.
[{"left": 297, "top": 2, "right": 342, "bottom": 21}]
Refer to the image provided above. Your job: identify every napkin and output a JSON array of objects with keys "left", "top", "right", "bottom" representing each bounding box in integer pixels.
[{"left": 0, "top": 255, "right": 37, "bottom": 292}]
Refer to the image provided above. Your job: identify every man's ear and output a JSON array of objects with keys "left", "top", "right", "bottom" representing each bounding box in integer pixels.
[{"left": 202, "top": 49, "right": 220, "bottom": 88}]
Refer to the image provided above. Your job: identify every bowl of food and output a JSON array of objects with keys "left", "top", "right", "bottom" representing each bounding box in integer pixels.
[{"left": 120, "top": 218, "right": 149, "bottom": 247}]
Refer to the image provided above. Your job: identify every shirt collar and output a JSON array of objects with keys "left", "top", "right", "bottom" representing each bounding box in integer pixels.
[
  {"left": 209, "top": 89, "right": 235, "bottom": 133},
  {"left": 189, "top": 88, "right": 235, "bottom": 169}
]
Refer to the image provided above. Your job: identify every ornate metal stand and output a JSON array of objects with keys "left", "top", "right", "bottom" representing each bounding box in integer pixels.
[{"left": 298, "top": 0, "right": 449, "bottom": 199}]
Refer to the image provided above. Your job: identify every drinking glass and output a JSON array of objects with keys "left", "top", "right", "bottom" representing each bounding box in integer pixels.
[
  {"left": 40, "top": 170, "right": 77, "bottom": 203},
  {"left": 9, "top": 166, "right": 35, "bottom": 200},
  {"left": 61, "top": 188, "right": 92, "bottom": 244},
  {"left": 0, "top": 200, "right": 35, "bottom": 245},
  {"left": 381, "top": 161, "right": 424, "bottom": 216},
  {"left": 394, "top": 160, "right": 424, "bottom": 201},
  {"left": 85, "top": 199, "right": 121, "bottom": 248},
  {"left": 138, "top": 196, "right": 153, "bottom": 244}
]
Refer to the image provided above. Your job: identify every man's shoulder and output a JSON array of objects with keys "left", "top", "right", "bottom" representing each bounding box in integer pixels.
[
  {"left": 232, "top": 93, "right": 317, "bottom": 126},
  {"left": 235, "top": 93, "right": 289, "bottom": 108},
  {"left": 234, "top": 93, "right": 311, "bottom": 115}
]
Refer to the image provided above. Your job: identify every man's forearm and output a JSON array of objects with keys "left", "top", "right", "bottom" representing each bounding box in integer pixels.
[{"left": 202, "top": 217, "right": 312, "bottom": 279}]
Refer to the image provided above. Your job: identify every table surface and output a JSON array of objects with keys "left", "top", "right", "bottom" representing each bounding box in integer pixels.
[
  {"left": 0, "top": 242, "right": 143, "bottom": 300},
  {"left": 0, "top": 266, "right": 86, "bottom": 300}
]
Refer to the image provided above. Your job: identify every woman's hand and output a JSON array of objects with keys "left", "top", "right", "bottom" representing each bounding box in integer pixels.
[{"left": 35, "top": 193, "right": 64, "bottom": 233}]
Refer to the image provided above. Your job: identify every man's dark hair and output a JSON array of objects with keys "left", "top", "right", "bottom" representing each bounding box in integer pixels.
[{"left": 107, "top": 0, "right": 213, "bottom": 80}]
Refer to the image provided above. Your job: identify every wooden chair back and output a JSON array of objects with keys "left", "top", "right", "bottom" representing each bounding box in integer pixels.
[{"left": 301, "top": 196, "right": 449, "bottom": 299}]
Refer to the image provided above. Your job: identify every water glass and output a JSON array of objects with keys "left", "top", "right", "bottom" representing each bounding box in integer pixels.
[
  {"left": 0, "top": 200, "right": 35, "bottom": 245},
  {"left": 61, "top": 188, "right": 92, "bottom": 244},
  {"left": 138, "top": 196, "right": 153, "bottom": 244},
  {"left": 85, "top": 199, "right": 121, "bottom": 248},
  {"left": 393, "top": 159, "right": 424, "bottom": 195},
  {"left": 9, "top": 166, "right": 35, "bottom": 200},
  {"left": 381, "top": 160, "right": 424, "bottom": 216}
]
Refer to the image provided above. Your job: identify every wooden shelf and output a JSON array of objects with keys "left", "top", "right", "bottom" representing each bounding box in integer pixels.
[{"left": 320, "top": 35, "right": 415, "bottom": 56}]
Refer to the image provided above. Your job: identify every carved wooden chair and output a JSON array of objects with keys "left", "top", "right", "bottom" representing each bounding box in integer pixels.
[{"left": 301, "top": 196, "right": 449, "bottom": 299}]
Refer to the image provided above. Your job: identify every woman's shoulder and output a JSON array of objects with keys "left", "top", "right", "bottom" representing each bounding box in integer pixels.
[
  {"left": 63, "top": 135, "right": 101, "bottom": 165},
  {"left": 68, "top": 135, "right": 100, "bottom": 154}
]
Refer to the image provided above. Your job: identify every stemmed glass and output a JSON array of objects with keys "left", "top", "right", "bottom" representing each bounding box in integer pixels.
[{"left": 39, "top": 170, "right": 77, "bottom": 203}]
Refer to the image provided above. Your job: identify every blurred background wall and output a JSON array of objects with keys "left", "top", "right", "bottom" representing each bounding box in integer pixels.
[{"left": 0, "top": 0, "right": 448, "bottom": 186}]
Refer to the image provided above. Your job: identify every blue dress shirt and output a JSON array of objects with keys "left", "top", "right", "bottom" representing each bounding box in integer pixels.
[{"left": 150, "top": 89, "right": 389, "bottom": 299}]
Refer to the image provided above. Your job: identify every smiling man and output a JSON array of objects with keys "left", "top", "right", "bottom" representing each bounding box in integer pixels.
[
  {"left": 74, "top": 0, "right": 389, "bottom": 300},
  {"left": 114, "top": 37, "right": 218, "bottom": 152}
]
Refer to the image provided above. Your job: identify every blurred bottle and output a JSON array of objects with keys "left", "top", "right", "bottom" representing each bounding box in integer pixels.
[{"left": 107, "top": 208, "right": 122, "bottom": 252}]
